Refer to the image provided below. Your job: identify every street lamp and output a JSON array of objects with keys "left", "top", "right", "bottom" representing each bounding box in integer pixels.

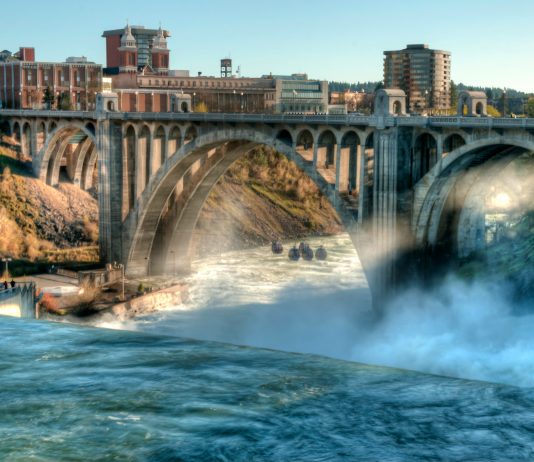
[
  {"left": 240, "top": 92, "right": 244, "bottom": 112},
  {"left": 502, "top": 88, "right": 507, "bottom": 117},
  {"left": 424, "top": 90, "right": 429, "bottom": 115},
  {"left": 2, "top": 257, "right": 12, "bottom": 279}
]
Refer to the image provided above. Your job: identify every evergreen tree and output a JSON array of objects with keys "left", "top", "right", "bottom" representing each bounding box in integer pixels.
[
  {"left": 450, "top": 80, "right": 458, "bottom": 109},
  {"left": 42, "top": 86, "right": 54, "bottom": 110}
]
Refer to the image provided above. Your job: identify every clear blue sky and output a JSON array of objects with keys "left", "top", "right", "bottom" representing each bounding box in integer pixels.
[{"left": 1, "top": 0, "right": 533, "bottom": 92}]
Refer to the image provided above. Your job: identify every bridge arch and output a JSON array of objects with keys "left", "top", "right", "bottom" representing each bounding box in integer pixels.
[
  {"left": 184, "top": 125, "right": 197, "bottom": 144},
  {"left": 11, "top": 121, "right": 21, "bottom": 142},
  {"left": 443, "top": 133, "right": 466, "bottom": 156},
  {"left": 123, "top": 127, "right": 359, "bottom": 278},
  {"left": 167, "top": 125, "right": 182, "bottom": 158},
  {"left": 39, "top": 122, "right": 97, "bottom": 188},
  {"left": 413, "top": 136, "right": 534, "bottom": 259},
  {"left": 275, "top": 129, "right": 293, "bottom": 146},
  {"left": 318, "top": 129, "right": 337, "bottom": 168},
  {"left": 153, "top": 125, "right": 166, "bottom": 173},
  {"left": 138, "top": 125, "right": 152, "bottom": 194},
  {"left": 340, "top": 130, "right": 361, "bottom": 192},
  {"left": 413, "top": 132, "right": 437, "bottom": 184},
  {"left": 122, "top": 125, "right": 137, "bottom": 219}
]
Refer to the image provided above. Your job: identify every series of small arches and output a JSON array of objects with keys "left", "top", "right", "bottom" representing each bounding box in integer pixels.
[{"left": 121, "top": 122, "right": 199, "bottom": 218}]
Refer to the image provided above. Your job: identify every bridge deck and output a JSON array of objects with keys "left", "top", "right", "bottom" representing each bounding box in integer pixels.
[{"left": 2, "top": 109, "right": 534, "bottom": 129}]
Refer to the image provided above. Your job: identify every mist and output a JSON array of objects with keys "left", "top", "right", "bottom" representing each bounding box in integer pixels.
[{"left": 98, "top": 232, "right": 534, "bottom": 388}]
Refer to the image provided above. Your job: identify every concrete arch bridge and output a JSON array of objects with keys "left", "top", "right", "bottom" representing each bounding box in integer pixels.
[{"left": 1, "top": 92, "right": 533, "bottom": 305}]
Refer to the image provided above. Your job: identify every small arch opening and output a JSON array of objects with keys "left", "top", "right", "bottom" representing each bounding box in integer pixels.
[{"left": 276, "top": 129, "right": 293, "bottom": 146}]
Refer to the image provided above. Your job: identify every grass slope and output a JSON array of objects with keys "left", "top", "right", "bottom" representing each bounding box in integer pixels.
[
  {"left": 194, "top": 147, "right": 342, "bottom": 257},
  {"left": 0, "top": 135, "right": 98, "bottom": 275}
]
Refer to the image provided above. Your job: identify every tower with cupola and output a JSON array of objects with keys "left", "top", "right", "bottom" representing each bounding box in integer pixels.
[
  {"left": 151, "top": 27, "right": 169, "bottom": 74},
  {"left": 118, "top": 24, "right": 138, "bottom": 73}
]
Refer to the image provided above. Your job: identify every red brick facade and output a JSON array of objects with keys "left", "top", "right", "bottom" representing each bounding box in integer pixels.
[{"left": 0, "top": 61, "right": 102, "bottom": 110}]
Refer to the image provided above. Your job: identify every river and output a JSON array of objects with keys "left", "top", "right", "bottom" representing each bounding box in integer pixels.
[
  {"left": 102, "top": 233, "right": 534, "bottom": 388},
  {"left": 2, "top": 233, "right": 534, "bottom": 460}
]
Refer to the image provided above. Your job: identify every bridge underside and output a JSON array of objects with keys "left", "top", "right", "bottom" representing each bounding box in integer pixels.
[
  {"left": 3, "top": 111, "right": 534, "bottom": 308},
  {"left": 121, "top": 130, "right": 371, "bottom": 284}
]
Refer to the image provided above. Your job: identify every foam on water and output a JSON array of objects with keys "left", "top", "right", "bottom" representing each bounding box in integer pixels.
[{"left": 99, "top": 233, "right": 534, "bottom": 387}]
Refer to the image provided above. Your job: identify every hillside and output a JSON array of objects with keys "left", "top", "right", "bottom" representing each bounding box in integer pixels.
[
  {"left": 0, "top": 135, "right": 342, "bottom": 270},
  {"left": 193, "top": 147, "right": 342, "bottom": 257},
  {"left": 0, "top": 135, "right": 99, "bottom": 272}
]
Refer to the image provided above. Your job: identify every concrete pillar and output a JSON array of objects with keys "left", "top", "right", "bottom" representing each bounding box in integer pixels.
[
  {"left": 97, "top": 118, "right": 123, "bottom": 264},
  {"left": 312, "top": 144, "right": 319, "bottom": 168},
  {"left": 137, "top": 134, "right": 147, "bottom": 197},
  {"left": 316, "top": 146, "right": 327, "bottom": 168},
  {"left": 30, "top": 120, "right": 38, "bottom": 158},
  {"left": 335, "top": 145, "right": 350, "bottom": 192},
  {"left": 356, "top": 145, "right": 362, "bottom": 194}
]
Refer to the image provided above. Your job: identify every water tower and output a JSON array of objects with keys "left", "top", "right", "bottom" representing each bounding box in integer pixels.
[{"left": 220, "top": 58, "right": 232, "bottom": 78}]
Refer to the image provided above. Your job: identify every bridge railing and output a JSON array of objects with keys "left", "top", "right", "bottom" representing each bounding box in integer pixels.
[{"left": 1, "top": 108, "right": 533, "bottom": 130}]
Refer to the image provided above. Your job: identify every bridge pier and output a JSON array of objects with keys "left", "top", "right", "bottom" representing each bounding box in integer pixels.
[{"left": 97, "top": 118, "right": 124, "bottom": 265}]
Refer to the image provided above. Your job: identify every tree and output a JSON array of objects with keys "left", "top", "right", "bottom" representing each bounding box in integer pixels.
[
  {"left": 527, "top": 98, "right": 534, "bottom": 118},
  {"left": 374, "top": 81, "right": 384, "bottom": 92},
  {"left": 487, "top": 105, "right": 501, "bottom": 117},
  {"left": 194, "top": 101, "right": 208, "bottom": 113},
  {"left": 42, "top": 86, "right": 54, "bottom": 110},
  {"left": 450, "top": 80, "right": 458, "bottom": 109},
  {"left": 57, "top": 91, "right": 72, "bottom": 111}
]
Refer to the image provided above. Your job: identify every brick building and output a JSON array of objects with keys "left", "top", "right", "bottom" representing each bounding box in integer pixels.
[
  {"left": 0, "top": 48, "right": 102, "bottom": 110},
  {"left": 104, "top": 25, "right": 327, "bottom": 114}
]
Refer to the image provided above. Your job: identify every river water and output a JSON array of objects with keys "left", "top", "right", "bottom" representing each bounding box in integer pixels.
[{"left": 2, "top": 233, "right": 534, "bottom": 460}]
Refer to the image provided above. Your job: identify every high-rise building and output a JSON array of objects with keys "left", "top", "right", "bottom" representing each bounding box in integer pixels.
[{"left": 383, "top": 44, "right": 451, "bottom": 113}]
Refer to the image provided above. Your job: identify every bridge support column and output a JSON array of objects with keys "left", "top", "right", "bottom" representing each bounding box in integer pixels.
[
  {"left": 358, "top": 143, "right": 369, "bottom": 224},
  {"left": 97, "top": 118, "right": 124, "bottom": 265},
  {"left": 335, "top": 144, "right": 349, "bottom": 192},
  {"left": 30, "top": 120, "right": 38, "bottom": 158}
]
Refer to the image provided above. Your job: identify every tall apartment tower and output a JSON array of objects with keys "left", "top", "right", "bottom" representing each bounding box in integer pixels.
[
  {"left": 383, "top": 44, "right": 451, "bottom": 113},
  {"left": 220, "top": 58, "right": 232, "bottom": 78}
]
